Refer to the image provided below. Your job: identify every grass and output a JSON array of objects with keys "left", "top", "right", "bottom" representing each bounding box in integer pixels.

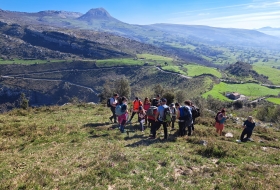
[
  {"left": 0, "top": 59, "right": 65, "bottom": 65},
  {"left": 0, "top": 104, "right": 280, "bottom": 189},
  {"left": 95, "top": 54, "right": 174, "bottom": 67},
  {"left": 96, "top": 58, "right": 145, "bottom": 67},
  {"left": 266, "top": 98, "right": 280, "bottom": 105},
  {"left": 161, "top": 65, "right": 187, "bottom": 75},
  {"left": 184, "top": 64, "right": 222, "bottom": 78},
  {"left": 253, "top": 66, "right": 280, "bottom": 85},
  {"left": 203, "top": 82, "right": 280, "bottom": 101}
]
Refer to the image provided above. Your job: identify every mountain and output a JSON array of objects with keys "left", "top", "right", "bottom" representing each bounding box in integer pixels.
[
  {"left": 149, "top": 24, "right": 280, "bottom": 49},
  {"left": 1, "top": 8, "right": 279, "bottom": 50},
  {"left": 0, "top": 20, "right": 168, "bottom": 60},
  {"left": 258, "top": 27, "right": 280, "bottom": 38},
  {"left": 78, "top": 8, "right": 116, "bottom": 21}
]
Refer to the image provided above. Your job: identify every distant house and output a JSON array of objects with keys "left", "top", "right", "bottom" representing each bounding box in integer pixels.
[{"left": 228, "top": 92, "right": 241, "bottom": 100}]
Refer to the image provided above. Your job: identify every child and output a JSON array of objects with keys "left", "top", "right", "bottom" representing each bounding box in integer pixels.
[
  {"left": 238, "top": 116, "right": 256, "bottom": 142},
  {"left": 215, "top": 109, "right": 227, "bottom": 136},
  {"left": 117, "top": 96, "right": 128, "bottom": 133},
  {"left": 138, "top": 106, "right": 146, "bottom": 132}
]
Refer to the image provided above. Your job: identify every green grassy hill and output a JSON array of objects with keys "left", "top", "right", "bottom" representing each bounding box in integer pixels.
[
  {"left": 203, "top": 82, "right": 280, "bottom": 101},
  {"left": 253, "top": 66, "right": 280, "bottom": 85},
  {"left": 0, "top": 104, "right": 279, "bottom": 189}
]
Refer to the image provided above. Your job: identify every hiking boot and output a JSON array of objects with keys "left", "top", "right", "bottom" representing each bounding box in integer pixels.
[
  {"left": 236, "top": 139, "right": 241, "bottom": 143},
  {"left": 149, "top": 136, "right": 155, "bottom": 139}
]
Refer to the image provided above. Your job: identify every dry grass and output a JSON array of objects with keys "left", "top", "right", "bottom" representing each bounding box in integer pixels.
[{"left": 0, "top": 104, "right": 280, "bottom": 189}]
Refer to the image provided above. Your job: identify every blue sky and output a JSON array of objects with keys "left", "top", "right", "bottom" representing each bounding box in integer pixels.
[{"left": 1, "top": 0, "right": 280, "bottom": 29}]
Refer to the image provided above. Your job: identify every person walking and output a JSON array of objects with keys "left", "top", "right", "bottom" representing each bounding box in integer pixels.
[
  {"left": 138, "top": 106, "right": 146, "bottom": 132},
  {"left": 152, "top": 98, "right": 169, "bottom": 140},
  {"left": 238, "top": 116, "right": 256, "bottom": 142},
  {"left": 175, "top": 102, "right": 186, "bottom": 137},
  {"left": 183, "top": 100, "right": 193, "bottom": 136},
  {"left": 109, "top": 93, "right": 118, "bottom": 123},
  {"left": 215, "top": 109, "right": 227, "bottom": 136},
  {"left": 117, "top": 96, "right": 129, "bottom": 133},
  {"left": 143, "top": 97, "right": 151, "bottom": 126},
  {"left": 127, "top": 97, "right": 142, "bottom": 123}
]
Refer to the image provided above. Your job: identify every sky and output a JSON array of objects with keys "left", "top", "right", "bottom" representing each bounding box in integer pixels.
[{"left": 1, "top": 0, "right": 280, "bottom": 29}]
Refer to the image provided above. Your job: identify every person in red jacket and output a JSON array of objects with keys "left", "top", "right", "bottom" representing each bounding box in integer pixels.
[
  {"left": 143, "top": 97, "right": 151, "bottom": 125},
  {"left": 127, "top": 97, "right": 143, "bottom": 123}
]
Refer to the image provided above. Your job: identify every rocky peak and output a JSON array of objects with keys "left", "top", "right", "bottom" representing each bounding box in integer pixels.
[{"left": 78, "top": 8, "right": 114, "bottom": 21}]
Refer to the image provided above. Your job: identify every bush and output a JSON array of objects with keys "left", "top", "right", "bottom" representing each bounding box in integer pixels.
[
  {"left": 163, "top": 91, "right": 175, "bottom": 105},
  {"left": 19, "top": 93, "right": 29, "bottom": 110}
]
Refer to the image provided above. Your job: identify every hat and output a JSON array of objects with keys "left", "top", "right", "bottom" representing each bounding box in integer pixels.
[
  {"left": 161, "top": 98, "right": 167, "bottom": 102},
  {"left": 170, "top": 103, "right": 175, "bottom": 107}
]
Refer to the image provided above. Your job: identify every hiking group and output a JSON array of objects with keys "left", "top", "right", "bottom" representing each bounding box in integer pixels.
[
  {"left": 108, "top": 94, "right": 256, "bottom": 142},
  {"left": 107, "top": 94, "right": 200, "bottom": 140}
]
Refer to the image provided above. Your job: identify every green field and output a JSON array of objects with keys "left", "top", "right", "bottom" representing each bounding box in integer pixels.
[
  {"left": 96, "top": 58, "right": 144, "bottom": 67},
  {"left": 266, "top": 97, "right": 280, "bottom": 105},
  {"left": 96, "top": 54, "right": 174, "bottom": 67},
  {"left": 0, "top": 104, "right": 279, "bottom": 189},
  {"left": 0, "top": 59, "right": 65, "bottom": 65},
  {"left": 203, "top": 82, "right": 280, "bottom": 101},
  {"left": 161, "top": 65, "right": 187, "bottom": 75},
  {"left": 253, "top": 66, "right": 280, "bottom": 85},
  {"left": 184, "top": 64, "right": 222, "bottom": 78}
]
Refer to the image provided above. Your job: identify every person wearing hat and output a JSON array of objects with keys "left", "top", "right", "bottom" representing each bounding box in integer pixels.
[
  {"left": 170, "top": 103, "right": 177, "bottom": 131},
  {"left": 127, "top": 97, "right": 143, "bottom": 123},
  {"left": 151, "top": 98, "right": 169, "bottom": 139},
  {"left": 138, "top": 106, "right": 146, "bottom": 132}
]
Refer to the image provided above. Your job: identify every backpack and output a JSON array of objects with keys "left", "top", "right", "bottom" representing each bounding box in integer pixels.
[
  {"left": 179, "top": 106, "right": 192, "bottom": 121},
  {"left": 191, "top": 106, "right": 200, "bottom": 118},
  {"left": 106, "top": 98, "right": 112, "bottom": 107},
  {"left": 115, "top": 104, "right": 126, "bottom": 116},
  {"left": 215, "top": 111, "right": 222, "bottom": 123},
  {"left": 162, "top": 107, "right": 172, "bottom": 122},
  {"left": 146, "top": 106, "right": 157, "bottom": 117}
]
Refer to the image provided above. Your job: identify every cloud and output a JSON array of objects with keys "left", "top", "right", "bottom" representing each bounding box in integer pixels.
[
  {"left": 168, "top": 10, "right": 280, "bottom": 29},
  {"left": 168, "top": 1, "right": 280, "bottom": 28},
  {"left": 246, "top": 0, "right": 280, "bottom": 9}
]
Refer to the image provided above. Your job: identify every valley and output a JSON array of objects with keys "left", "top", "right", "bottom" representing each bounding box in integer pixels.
[{"left": 0, "top": 4, "right": 280, "bottom": 190}]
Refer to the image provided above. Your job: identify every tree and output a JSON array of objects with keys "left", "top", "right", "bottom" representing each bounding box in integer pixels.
[
  {"left": 175, "top": 90, "right": 187, "bottom": 104},
  {"left": 19, "top": 93, "right": 29, "bottom": 109},
  {"left": 99, "top": 81, "right": 113, "bottom": 103},
  {"left": 114, "top": 77, "right": 131, "bottom": 99},
  {"left": 163, "top": 91, "right": 175, "bottom": 105},
  {"left": 154, "top": 84, "right": 164, "bottom": 97}
]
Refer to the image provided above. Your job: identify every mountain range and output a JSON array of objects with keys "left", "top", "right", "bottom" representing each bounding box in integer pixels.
[{"left": 1, "top": 7, "right": 280, "bottom": 64}]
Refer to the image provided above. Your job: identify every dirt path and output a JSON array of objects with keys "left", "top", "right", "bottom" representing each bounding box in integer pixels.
[{"left": 1, "top": 76, "right": 99, "bottom": 96}]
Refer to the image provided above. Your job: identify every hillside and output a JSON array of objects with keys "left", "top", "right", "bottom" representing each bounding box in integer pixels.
[
  {"left": 0, "top": 20, "right": 168, "bottom": 61},
  {"left": 0, "top": 104, "right": 279, "bottom": 189}
]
